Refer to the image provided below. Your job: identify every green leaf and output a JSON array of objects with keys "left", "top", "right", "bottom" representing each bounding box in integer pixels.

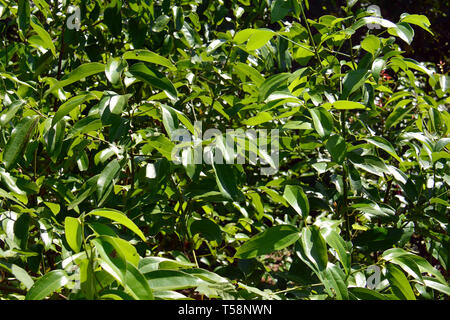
[
  {"left": 64, "top": 217, "right": 82, "bottom": 253},
  {"left": 309, "top": 107, "right": 333, "bottom": 138},
  {"left": 235, "top": 225, "right": 300, "bottom": 259},
  {"left": 139, "top": 257, "right": 195, "bottom": 273},
  {"left": 99, "top": 236, "right": 139, "bottom": 267},
  {"left": 189, "top": 219, "right": 222, "bottom": 243},
  {"left": 30, "top": 15, "right": 56, "bottom": 55},
  {"left": 14, "top": 213, "right": 30, "bottom": 249},
  {"left": 206, "top": 39, "right": 226, "bottom": 54},
  {"left": 341, "top": 69, "right": 368, "bottom": 100},
  {"left": 78, "top": 259, "right": 96, "bottom": 300},
  {"left": 388, "top": 22, "right": 414, "bottom": 45},
  {"left": 25, "top": 270, "right": 68, "bottom": 300},
  {"left": 0, "top": 99, "right": 25, "bottom": 126},
  {"left": 152, "top": 14, "right": 170, "bottom": 32},
  {"left": 382, "top": 248, "right": 446, "bottom": 284},
  {"left": 68, "top": 115, "right": 102, "bottom": 137},
  {"left": 403, "top": 58, "right": 435, "bottom": 77},
  {"left": 245, "top": 29, "right": 275, "bottom": 50},
  {"left": 385, "top": 104, "right": 414, "bottom": 130},
  {"left": 45, "top": 63, "right": 105, "bottom": 97},
  {"left": 332, "top": 100, "right": 367, "bottom": 110},
  {"left": 271, "top": 0, "right": 291, "bottom": 23},
  {"left": 99, "top": 93, "right": 132, "bottom": 122},
  {"left": 0, "top": 169, "right": 26, "bottom": 195},
  {"left": 348, "top": 287, "right": 388, "bottom": 300},
  {"left": 354, "top": 227, "right": 405, "bottom": 252},
  {"left": 299, "top": 226, "right": 328, "bottom": 272},
  {"left": 123, "top": 50, "right": 176, "bottom": 71},
  {"left": 422, "top": 277, "right": 450, "bottom": 296},
  {"left": 233, "top": 62, "right": 264, "bottom": 86},
  {"left": 326, "top": 134, "right": 347, "bottom": 164},
  {"left": 365, "top": 136, "right": 401, "bottom": 162},
  {"left": 11, "top": 264, "right": 34, "bottom": 290},
  {"left": 400, "top": 14, "right": 433, "bottom": 35},
  {"left": 283, "top": 185, "right": 309, "bottom": 218},
  {"left": 87, "top": 208, "right": 146, "bottom": 241},
  {"left": 372, "top": 58, "right": 386, "bottom": 83},
  {"left": 144, "top": 270, "right": 203, "bottom": 291},
  {"left": 320, "top": 228, "right": 351, "bottom": 273},
  {"left": 388, "top": 255, "right": 423, "bottom": 283},
  {"left": 105, "top": 58, "right": 126, "bottom": 85},
  {"left": 350, "top": 200, "right": 395, "bottom": 220},
  {"left": 212, "top": 163, "right": 244, "bottom": 202},
  {"left": 172, "top": 6, "right": 184, "bottom": 31},
  {"left": 183, "top": 268, "right": 229, "bottom": 284},
  {"left": 248, "top": 191, "right": 264, "bottom": 218},
  {"left": 104, "top": 0, "right": 122, "bottom": 37},
  {"left": 3, "top": 115, "right": 39, "bottom": 170},
  {"left": 352, "top": 17, "right": 397, "bottom": 31},
  {"left": 247, "top": 31, "right": 274, "bottom": 51},
  {"left": 386, "top": 263, "right": 416, "bottom": 300},
  {"left": 321, "top": 263, "right": 349, "bottom": 300},
  {"left": 52, "top": 92, "right": 102, "bottom": 126},
  {"left": 242, "top": 111, "right": 273, "bottom": 126},
  {"left": 18, "top": 0, "right": 30, "bottom": 35},
  {"left": 45, "top": 119, "right": 65, "bottom": 161},
  {"left": 31, "top": 0, "right": 50, "bottom": 18},
  {"left": 259, "top": 73, "right": 290, "bottom": 102},
  {"left": 161, "top": 104, "right": 179, "bottom": 138},
  {"left": 128, "top": 62, "right": 177, "bottom": 100},
  {"left": 125, "top": 262, "right": 154, "bottom": 300},
  {"left": 361, "top": 35, "right": 380, "bottom": 56},
  {"left": 439, "top": 75, "right": 449, "bottom": 92},
  {"left": 96, "top": 159, "right": 121, "bottom": 201},
  {"left": 92, "top": 237, "right": 126, "bottom": 284},
  {"left": 234, "top": 28, "right": 256, "bottom": 44}
]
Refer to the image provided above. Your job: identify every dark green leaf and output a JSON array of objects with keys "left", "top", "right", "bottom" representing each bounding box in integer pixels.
[
  {"left": 128, "top": 63, "right": 177, "bottom": 100},
  {"left": 326, "top": 134, "right": 347, "bottom": 164},
  {"left": 212, "top": 163, "right": 244, "bottom": 202},
  {"left": 235, "top": 225, "right": 300, "bottom": 259},
  {"left": 3, "top": 116, "right": 39, "bottom": 170}
]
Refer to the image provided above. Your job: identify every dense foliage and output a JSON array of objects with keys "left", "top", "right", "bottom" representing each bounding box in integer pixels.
[{"left": 0, "top": 0, "right": 449, "bottom": 300}]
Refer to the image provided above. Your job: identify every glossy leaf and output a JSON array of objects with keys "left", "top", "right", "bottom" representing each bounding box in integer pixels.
[
  {"left": 87, "top": 209, "right": 146, "bottom": 241},
  {"left": 326, "top": 134, "right": 347, "bottom": 164},
  {"left": 45, "top": 63, "right": 105, "bottom": 97},
  {"left": 283, "top": 185, "right": 309, "bottom": 218},
  {"left": 125, "top": 262, "right": 154, "bottom": 300},
  {"left": 128, "top": 63, "right": 177, "bottom": 100},
  {"left": 299, "top": 226, "right": 328, "bottom": 272},
  {"left": 52, "top": 92, "right": 102, "bottom": 126},
  {"left": 25, "top": 270, "right": 68, "bottom": 300},
  {"left": 235, "top": 225, "right": 300, "bottom": 259},
  {"left": 212, "top": 163, "right": 244, "bottom": 202},
  {"left": 30, "top": 15, "right": 56, "bottom": 55},
  {"left": 123, "top": 50, "right": 176, "bottom": 71},
  {"left": 64, "top": 217, "right": 82, "bottom": 253},
  {"left": 144, "top": 270, "right": 203, "bottom": 291},
  {"left": 3, "top": 116, "right": 39, "bottom": 170},
  {"left": 386, "top": 263, "right": 416, "bottom": 300},
  {"left": 309, "top": 107, "right": 333, "bottom": 138}
]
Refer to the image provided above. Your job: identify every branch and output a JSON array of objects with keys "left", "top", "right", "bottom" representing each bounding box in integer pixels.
[{"left": 0, "top": 284, "right": 27, "bottom": 295}]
